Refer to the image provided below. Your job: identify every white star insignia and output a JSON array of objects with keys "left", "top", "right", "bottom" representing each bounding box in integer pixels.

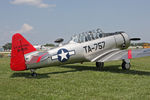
[
  {"left": 51, "top": 49, "right": 75, "bottom": 61},
  {"left": 58, "top": 50, "right": 68, "bottom": 61}
]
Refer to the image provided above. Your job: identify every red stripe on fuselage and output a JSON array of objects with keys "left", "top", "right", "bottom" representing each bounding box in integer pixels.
[
  {"left": 36, "top": 53, "right": 48, "bottom": 63},
  {"left": 128, "top": 49, "right": 132, "bottom": 59}
]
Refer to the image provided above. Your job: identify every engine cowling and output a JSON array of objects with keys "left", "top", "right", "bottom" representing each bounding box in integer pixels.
[{"left": 114, "top": 32, "right": 130, "bottom": 49}]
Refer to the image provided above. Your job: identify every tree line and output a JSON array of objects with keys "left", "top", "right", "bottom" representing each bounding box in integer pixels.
[
  {"left": 1, "top": 43, "right": 55, "bottom": 51},
  {"left": 130, "top": 42, "right": 149, "bottom": 46}
]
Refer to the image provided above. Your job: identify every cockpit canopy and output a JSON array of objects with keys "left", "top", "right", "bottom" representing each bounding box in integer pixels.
[{"left": 70, "top": 28, "right": 125, "bottom": 43}]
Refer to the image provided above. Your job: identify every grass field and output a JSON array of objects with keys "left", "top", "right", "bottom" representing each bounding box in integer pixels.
[{"left": 0, "top": 56, "right": 150, "bottom": 100}]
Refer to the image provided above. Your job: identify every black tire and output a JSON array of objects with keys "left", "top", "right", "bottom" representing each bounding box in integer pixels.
[
  {"left": 31, "top": 72, "right": 37, "bottom": 77},
  {"left": 96, "top": 62, "right": 104, "bottom": 70},
  {"left": 122, "top": 61, "right": 131, "bottom": 70}
]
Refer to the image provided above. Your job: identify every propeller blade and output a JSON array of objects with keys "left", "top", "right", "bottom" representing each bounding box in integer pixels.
[{"left": 130, "top": 38, "right": 141, "bottom": 41}]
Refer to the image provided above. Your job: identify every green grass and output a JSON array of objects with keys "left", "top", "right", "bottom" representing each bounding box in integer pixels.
[{"left": 1, "top": 56, "right": 150, "bottom": 100}]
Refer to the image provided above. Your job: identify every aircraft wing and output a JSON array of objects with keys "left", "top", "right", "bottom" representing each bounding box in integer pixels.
[{"left": 91, "top": 48, "right": 150, "bottom": 62}]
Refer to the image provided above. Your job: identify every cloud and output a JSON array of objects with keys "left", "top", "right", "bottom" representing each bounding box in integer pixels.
[
  {"left": 10, "top": 0, "right": 56, "bottom": 8},
  {"left": 16, "top": 23, "right": 33, "bottom": 33}
]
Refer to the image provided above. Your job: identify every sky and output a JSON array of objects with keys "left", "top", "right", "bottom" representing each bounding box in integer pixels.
[{"left": 0, "top": 0, "right": 150, "bottom": 46}]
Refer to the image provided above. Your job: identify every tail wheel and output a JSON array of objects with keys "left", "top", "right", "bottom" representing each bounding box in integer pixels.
[
  {"left": 31, "top": 72, "right": 37, "bottom": 77},
  {"left": 122, "top": 60, "right": 131, "bottom": 70},
  {"left": 30, "top": 69, "right": 37, "bottom": 77},
  {"left": 96, "top": 62, "right": 104, "bottom": 70}
]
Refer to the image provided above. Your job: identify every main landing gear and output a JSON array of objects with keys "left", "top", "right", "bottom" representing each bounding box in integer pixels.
[
  {"left": 122, "top": 59, "right": 131, "bottom": 70},
  {"left": 96, "top": 59, "right": 131, "bottom": 71},
  {"left": 30, "top": 69, "right": 37, "bottom": 77},
  {"left": 96, "top": 62, "right": 104, "bottom": 70}
]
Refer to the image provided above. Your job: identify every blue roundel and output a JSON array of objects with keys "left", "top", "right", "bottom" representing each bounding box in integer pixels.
[{"left": 57, "top": 49, "right": 70, "bottom": 62}]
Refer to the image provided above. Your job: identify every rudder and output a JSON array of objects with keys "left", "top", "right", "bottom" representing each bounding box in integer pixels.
[{"left": 10, "top": 33, "right": 36, "bottom": 71}]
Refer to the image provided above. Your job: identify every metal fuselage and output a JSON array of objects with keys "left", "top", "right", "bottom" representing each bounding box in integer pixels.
[{"left": 25, "top": 33, "right": 130, "bottom": 70}]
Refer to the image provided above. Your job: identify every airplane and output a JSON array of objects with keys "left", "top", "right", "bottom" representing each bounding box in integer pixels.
[{"left": 10, "top": 28, "right": 150, "bottom": 76}]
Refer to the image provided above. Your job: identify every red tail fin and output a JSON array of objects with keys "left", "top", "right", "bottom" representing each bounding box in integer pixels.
[{"left": 10, "top": 33, "right": 36, "bottom": 71}]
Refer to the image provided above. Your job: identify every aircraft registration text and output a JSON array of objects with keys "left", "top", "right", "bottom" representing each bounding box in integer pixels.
[{"left": 83, "top": 41, "right": 105, "bottom": 53}]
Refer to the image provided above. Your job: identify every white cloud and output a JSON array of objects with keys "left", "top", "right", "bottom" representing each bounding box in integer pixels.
[
  {"left": 16, "top": 23, "right": 33, "bottom": 33},
  {"left": 10, "top": 0, "right": 56, "bottom": 8}
]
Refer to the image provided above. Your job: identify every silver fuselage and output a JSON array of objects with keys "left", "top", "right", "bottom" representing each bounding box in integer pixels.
[{"left": 25, "top": 33, "right": 130, "bottom": 69}]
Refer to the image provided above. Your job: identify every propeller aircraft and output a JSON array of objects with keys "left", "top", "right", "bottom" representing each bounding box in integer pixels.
[{"left": 10, "top": 28, "right": 150, "bottom": 76}]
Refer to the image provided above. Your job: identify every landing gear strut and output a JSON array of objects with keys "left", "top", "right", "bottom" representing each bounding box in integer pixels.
[
  {"left": 96, "top": 62, "right": 104, "bottom": 70},
  {"left": 30, "top": 69, "right": 37, "bottom": 77},
  {"left": 122, "top": 59, "right": 131, "bottom": 70}
]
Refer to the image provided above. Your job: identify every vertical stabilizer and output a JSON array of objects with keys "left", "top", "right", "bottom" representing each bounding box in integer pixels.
[{"left": 10, "top": 33, "right": 36, "bottom": 71}]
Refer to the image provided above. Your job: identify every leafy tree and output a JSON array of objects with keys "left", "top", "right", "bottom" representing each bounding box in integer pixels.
[{"left": 2, "top": 43, "right": 12, "bottom": 51}]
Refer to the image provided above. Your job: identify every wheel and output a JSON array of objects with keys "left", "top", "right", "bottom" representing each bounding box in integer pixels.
[
  {"left": 31, "top": 72, "right": 37, "bottom": 77},
  {"left": 122, "top": 61, "right": 131, "bottom": 70},
  {"left": 96, "top": 62, "right": 104, "bottom": 70}
]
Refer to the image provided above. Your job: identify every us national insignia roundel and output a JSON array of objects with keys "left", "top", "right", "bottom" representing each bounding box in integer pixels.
[{"left": 57, "top": 49, "right": 70, "bottom": 62}]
